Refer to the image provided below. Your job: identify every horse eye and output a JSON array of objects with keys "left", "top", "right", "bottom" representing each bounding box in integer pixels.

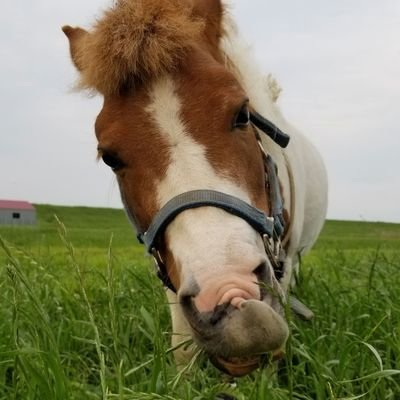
[
  {"left": 233, "top": 104, "right": 250, "bottom": 129},
  {"left": 101, "top": 152, "right": 124, "bottom": 171}
]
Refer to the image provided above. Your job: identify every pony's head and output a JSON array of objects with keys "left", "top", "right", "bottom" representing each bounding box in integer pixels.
[{"left": 63, "top": 0, "right": 289, "bottom": 376}]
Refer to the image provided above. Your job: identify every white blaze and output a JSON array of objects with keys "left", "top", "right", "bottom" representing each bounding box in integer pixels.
[{"left": 146, "top": 76, "right": 266, "bottom": 298}]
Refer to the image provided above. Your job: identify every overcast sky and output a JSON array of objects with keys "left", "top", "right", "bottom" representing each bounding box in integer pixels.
[{"left": 1, "top": 1, "right": 399, "bottom": 222}]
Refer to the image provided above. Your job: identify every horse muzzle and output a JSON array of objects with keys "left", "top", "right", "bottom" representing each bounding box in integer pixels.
[{"left": 180, "top": 296, "right": 289, "bottom": 376}]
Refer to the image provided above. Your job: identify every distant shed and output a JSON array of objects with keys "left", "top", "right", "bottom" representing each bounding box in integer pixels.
[{"left": 0, "top": 200, "right": 36, "bottom": 225}]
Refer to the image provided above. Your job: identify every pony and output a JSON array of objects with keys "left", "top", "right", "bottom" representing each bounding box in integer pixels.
[{"left": 62, "top": 0, "right": 328, "bottom": 377}]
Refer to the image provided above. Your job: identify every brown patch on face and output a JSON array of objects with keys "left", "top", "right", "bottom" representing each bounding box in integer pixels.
[
  {"left": 95, "top": 84, "right": 186, "bottom": 292},
  {"left": 159, "top": 241, "right": 182, "bottom": 290},
  {"left": 95, "top": 86, "right": 171, "bottom": 231},
  {"left": 174, "top": 47, "right": 269, "bottom": 214}
]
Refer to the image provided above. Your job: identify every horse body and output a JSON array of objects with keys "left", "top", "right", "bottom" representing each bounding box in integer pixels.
[{"left": 63, "top": 0, "right": 328, "bottom": 377}]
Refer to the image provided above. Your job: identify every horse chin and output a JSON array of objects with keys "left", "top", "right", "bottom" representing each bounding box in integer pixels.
[
  {"left": 211, "top": 355, "right": 260, "bottom": 377},
  {"left": 210, "top": 350, "right": 286, "bottom": 377}
]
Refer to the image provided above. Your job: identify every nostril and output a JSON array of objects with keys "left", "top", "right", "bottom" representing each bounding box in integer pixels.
[
  {"left": 179, "top": 290, "right": 230, "bottom": 333},
  {"left": 178, "top": 281, "right": 201, "bottom": 309},
  {"left": 209, "top": 302, "right": 232, "bottom": 325},
  {"left": 253, "top": 261, "right": 271, "bottom": 299},
  {"left": 181, "top": 293, "right": 232, "bottom": 328},
  {"left": 179, "top": 292, "right": 195, "bottom": 310},
  {"left": 253, "top": 261, "right": 269, "bottom": 282},
  {"left": 179, "top": 292, "right": 206, "bottom": 329}
]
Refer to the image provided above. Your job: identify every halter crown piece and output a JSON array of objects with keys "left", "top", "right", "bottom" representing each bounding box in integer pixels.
[{"left": 136, "top": 109, "right": 290, "bottom": 293}]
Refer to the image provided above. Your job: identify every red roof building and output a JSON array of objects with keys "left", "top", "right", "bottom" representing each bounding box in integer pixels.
[{"left": 0, "top": 200, "right": 36, "bottom": 225}]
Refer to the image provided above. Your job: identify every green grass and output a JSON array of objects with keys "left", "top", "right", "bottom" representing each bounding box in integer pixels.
[{"left": 0, "top": 205, "right": 399, "bottom": 399}]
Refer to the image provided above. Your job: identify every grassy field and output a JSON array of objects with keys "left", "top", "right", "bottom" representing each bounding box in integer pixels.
[{"left": 0, "top": 204, "right": 399, "bottom": 399}]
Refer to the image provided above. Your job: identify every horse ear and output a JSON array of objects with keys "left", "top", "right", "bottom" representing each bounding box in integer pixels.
[
  {"left": 191, "top": 0, "right": 224, "bottom": 51},
  {"left": 62, "top": 25, "right": 88, "bottom": 72}
]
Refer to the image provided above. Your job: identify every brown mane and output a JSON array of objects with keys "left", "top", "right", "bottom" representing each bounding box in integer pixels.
[{"left": 64, "top": 0, "right": 207, "bottom": 95}]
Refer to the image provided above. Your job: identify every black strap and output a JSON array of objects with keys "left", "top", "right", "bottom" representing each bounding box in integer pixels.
[
  {"left": 250, "top": 111, "right": 290, "bottom": 148},
  {"left": 138, "top": 190, "right": 274, "bottom": 252}
]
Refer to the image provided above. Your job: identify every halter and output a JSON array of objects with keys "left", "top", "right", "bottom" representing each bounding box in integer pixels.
[{"left": 137, "top": 110, "right": 291, "bottom": 293}]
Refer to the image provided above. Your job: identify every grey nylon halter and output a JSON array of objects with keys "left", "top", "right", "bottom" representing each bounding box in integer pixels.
[{"left": 137, "top": 110, "right": 290, "bottom": 293}]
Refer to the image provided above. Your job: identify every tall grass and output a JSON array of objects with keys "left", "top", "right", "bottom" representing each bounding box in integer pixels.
[{"left": 0, "top": 206, "right": 399, "bottom": 399}]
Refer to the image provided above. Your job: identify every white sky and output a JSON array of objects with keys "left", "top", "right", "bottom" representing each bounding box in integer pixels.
[{"left": 1, "top": 1, "right": 399, "bottom": 222}]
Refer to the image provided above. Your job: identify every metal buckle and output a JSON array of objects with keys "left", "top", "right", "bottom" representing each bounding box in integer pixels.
[
  {"left": 151, "top": 248, "right": 165, "bottom": 273},
  {"left": 151, "top": 248, "right": 177, "bottom": 293},
  {"left": 263, "top": 234, "right": 277, "bottom": 268},
  {"left": 257, "top": 139, "right": 269, "bottom": 160},
  {"left": 274, "top": 237, "right": 282, "bottom": 258}
]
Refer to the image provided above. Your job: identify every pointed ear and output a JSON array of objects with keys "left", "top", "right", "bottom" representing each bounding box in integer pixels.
[
  {"left": 191, "top": 0, "right": 224, "bottom": 51},
  {"left": 62, "top": 25, "right": 88, "bottom": 72}
]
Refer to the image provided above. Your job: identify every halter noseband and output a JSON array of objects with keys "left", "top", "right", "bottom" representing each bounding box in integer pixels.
[{"left": 137, "top": 111, "right": 290, "bottom": 293}]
